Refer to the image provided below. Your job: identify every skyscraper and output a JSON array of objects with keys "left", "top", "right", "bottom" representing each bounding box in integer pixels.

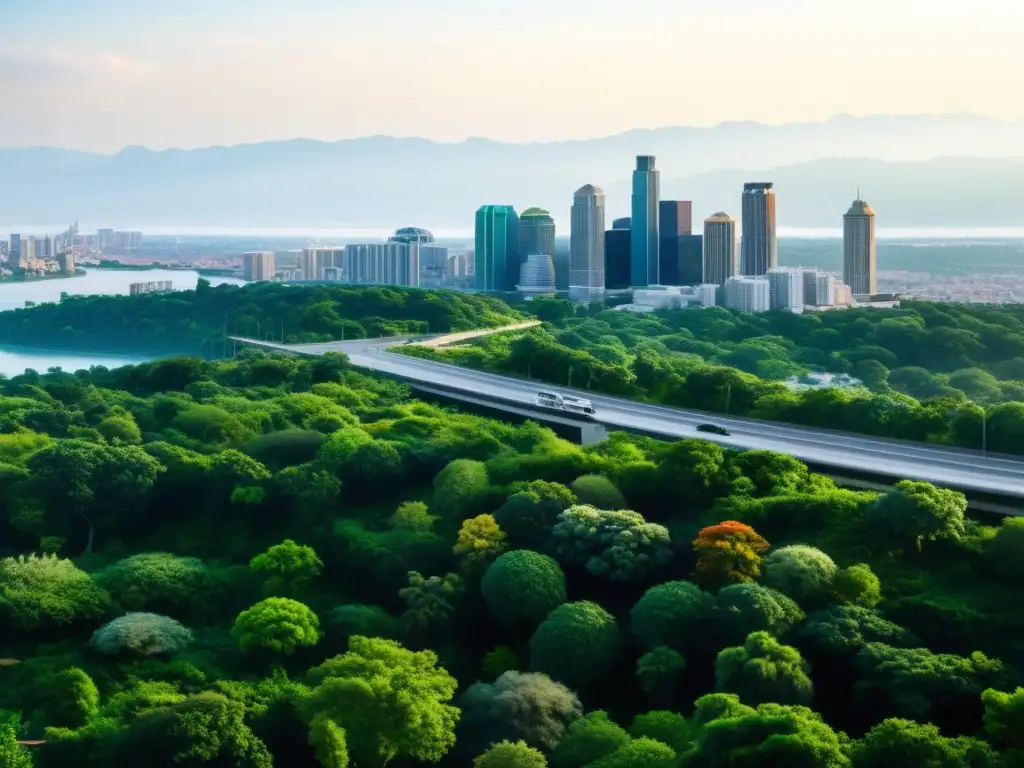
[
  {"left": 518, "top": 207, "right": 556, "bottom": 266},
  {"left": 843, "top": 196, "right": 877, "bottom": 296},
  {"left": 703, "top": 213, "right": 737, "bottom": 286},
  {"left": 659, "top": 200, "right": 693, "bottom": 284},
  {"left": 243, "top": 251, "right": 275, "bottom": 282},
  {"left": 740, "top": 182, "right": 777, "bottom": 276},
  {"left": 8, "top": 234, "right": 20, "bottom": 267},
  {"left": 474, "top": 205, "right": 519, "bottom": 291},
  {"left": 569, "top": 184, "right": 606, "bottom": 299},
  {"left": 604, "top": 227, "right": 631, "bottom": 290},
  {"left": 630, "top": 156, "right": 660, "bottom": 286},
  {"left": 766, "top": 267, "right": 805, "bottom": 312}
]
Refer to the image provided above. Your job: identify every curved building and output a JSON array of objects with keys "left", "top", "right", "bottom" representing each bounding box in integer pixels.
[
  {"left": 570, "top": 184, "right": 606, "bottom": 299},
  {"left": 704, "top": 212, "right": 737, "bottom": 286},
  {"left": 518, "top": 207, "right": 556, "bottom": 289},
  {"left": 517, "top": 254, "right": 557, "bottom": 294},
  {"left": 740, "top": 182, "right": 777, "bottom": 276},
  {"left": 389, "top": 227, "right": 434, "bottom": 244},
  {"left": 843, "top": 197, "right": 877, "bottom": 296}
]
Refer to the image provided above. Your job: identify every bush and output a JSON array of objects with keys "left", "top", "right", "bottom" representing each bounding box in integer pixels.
[
  {"left": 91, "top": 612, "right": 194, "bottom": 657},
  {"left": 481, "top": 551, "right": 567, "bottom": 627},
  {"left": 0, "top": 553, "right": 109, "bottom": 631},
  {"left": 630, "top": 580, "right": 715, "bottom": 654},
  {"left": 761, "top": 545, "right": 838, "bottom": 605},
  {"left": 551, "top": 505, "right": 672, "bottom": 582},
  {"left": 831, "top": 563, "right": 882, "bottom": 607},
  {"left": 475, "top": 740, "right": 548, "bottom": 768},
  {"left": 714, "top": 583, "right": 805, "bottom": 646},
  {"left": 548, "top": 711, "right": 629, "bottom": 768},
  {"left": 94, "top": 552, "right": 209, "bottom": 613},
  {"left": 529, "top": 601, "right": 622, "bottom": 691},
  {"left": 570, "top": 475, "right": 627, "bottom": 509},
  {"left": 715, "top": 631, "right": 814, "bottom": 706},
  {"left": 231, "top": 597, "right": 320, "bottom": 654}
]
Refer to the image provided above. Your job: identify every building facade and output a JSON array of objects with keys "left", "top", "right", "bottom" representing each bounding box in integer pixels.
[
  {"left": 518, "top": 207, "right": 556, "bottom": 263},
  {"left": 343, "top": 243, "right": 418, "bottom": 286},
  {"left": 659, "top": 200, "right": 693, "bottom": 284},
  {"left": 803, "top": 269, "right": 836, "bottom": 306},
  {"left": 474, "top": 205, "right": 519, "bottom": 291},
  {"left": 767, "top": 267, "right": 805, "bottom": 312},
  {"left": 612, "top": 217, "right": 631, "bottom": 230},
  {"left": 8, "top": 234, "right": 20, "bottom": 266},
  {"left": 518, "top": 254, "right": 557, "bottom": 294},
  {"left": 740, "top": 182, "right": 777, "bottom": 276},
  {"left": 703, "top": 213, "right": 737, "bottom": 286},
  {"left": 724, "top": 276, "right": 771, "bottom": 312},
  {"left": 843, "top": 197, "right": 877, "bottom": 296},
  {"left": 420, "top": 244, "right": 449, "bottom": 287},
  {"left": 569, "top": 184, "right": 606, "bottom": 299},
  {"left": 662, "top": 234, "right": 704, "bottom": 285},
  {"left": 604, "top": 228, "right": 631, "bottom": 290},
  {"left": 242, "top": 251, "right": 275, "bottom": 282},
  {"left": 299, "top": 247, "right": 344, "bottom": 281},
  {"left": 630, "top": 156, "right": 660, "bottom": 286}
]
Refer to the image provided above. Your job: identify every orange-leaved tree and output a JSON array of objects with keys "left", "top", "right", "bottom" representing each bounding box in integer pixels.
[{"left": 692, "top": 521, "right": 770, "bottom": 589}]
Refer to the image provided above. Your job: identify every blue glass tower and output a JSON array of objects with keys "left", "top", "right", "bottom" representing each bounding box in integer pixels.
[
  {"left": 630, "top": 156, "right": 660, "bottom": 286},
  {"left": 474, "top": 205, "right": 519, "bottom": 291}
]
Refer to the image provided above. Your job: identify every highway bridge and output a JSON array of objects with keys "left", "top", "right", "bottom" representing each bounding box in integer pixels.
[{"left": 230, "top": 335, "right": 1024, "bottom": 507}]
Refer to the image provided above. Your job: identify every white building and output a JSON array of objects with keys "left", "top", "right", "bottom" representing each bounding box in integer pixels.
[
  {"left": 802, "top": 269, "right": 836, "bottom": 306},
  {"left": 518, "top": 254, "right": 557, "bottom": 295},
  {"left": 569, "top": 184, "right": 606, "bottom": 299},
  {"left": 343, "top": 243, "right": 418, "bottom": 287},
  {"left": 698, "top": 283, "right": 718, "bottom": 307},
  {"left": 420, "top": 244, "right": 449, "bottom": 286},
  {"left": 242, "top": 251, "right": 275, "bottom": 282},
  {"left": 299, "top": 247, "right": 344, "bottom": 281},
  {"left": 724, "top": 276, "right": 770, "bottom": 312},
  {"left": 767, "top": 267, "right": 805, "bottom": 312}
]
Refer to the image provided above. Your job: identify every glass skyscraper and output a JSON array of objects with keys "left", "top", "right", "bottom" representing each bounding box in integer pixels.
[
  {"left": 630, "top": 156, "right": 660, "bottom": 286},
  {"left": 740, "top": 182, "right": 777, "bottom": 276},
  {"left": 569, "top": 184, "right": 606, "bottom": 299},
  {"left": 843, "top": 196, "right": 877, "bottom": 296},
  {"left": 474, "top": 205, "right": 519, "bottom": 291}
]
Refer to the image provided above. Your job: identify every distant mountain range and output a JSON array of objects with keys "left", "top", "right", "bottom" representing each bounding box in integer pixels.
[{"left": 3, "top": 114, "right": 1024, "bottom": 229}]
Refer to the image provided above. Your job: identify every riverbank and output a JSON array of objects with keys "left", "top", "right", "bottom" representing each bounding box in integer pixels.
[{"left": 0, "top": 268, "right": 87, "bottom": 284}]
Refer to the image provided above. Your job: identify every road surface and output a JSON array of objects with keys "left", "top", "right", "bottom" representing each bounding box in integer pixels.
[{"left": 233, "top": 336, "right": 1024, "bottom": 499}]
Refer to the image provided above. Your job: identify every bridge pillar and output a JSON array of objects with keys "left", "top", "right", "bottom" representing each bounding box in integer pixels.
[{"left": 579, "top": 423, "right": 609, "bottom": 446}]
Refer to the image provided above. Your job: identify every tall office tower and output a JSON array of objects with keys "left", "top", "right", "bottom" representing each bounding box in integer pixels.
[
  {"left": 21, "top": 236, "right": 36, "bottom": 262},
  {"left": 740, "top": 182, "right": 777, "bottom": 276},
  {"left": 569, "top": 185, "right": 606, "bottom": 299},
  {"left": 843, "top": 195, "right": 877, "bottom": 296},
  {"left": 554, "top": 240, "right": 570, "bottom": 290},
  {"left": 724, "top": 276, "right": 770, "bottom": 312},
  {"left": 675, "top": 234, "right": 704, "bottom": 285},
  {"left": 659, "top": 200, "right": 693, "bottom": 283},
  {"left": 242, "top": 251, "right": 276, "bottom": 282},
  {"left": 299, "top": 247, "right": 332, "bottom": 281},
  {"left": 420, "top": 244, "right": 449, "bottom": 286},
  {"left": 612, "top": 217, "right": 631, "bottom": 230},
  {"left": 40, "top": 236, "right": 53, "bottom": 259},
  {"left": 474, "top": 205, "right": 519, "bottom": 291},
  {"left": 703, "top": 213, "right": 737, "bottom": 286},
  {"left": 9, "top": 234, "right": 20, "bottom": 266},
  {"left": 343, "top": 243, "right": 416, "bottom": 286},
  {"left": 517, "top": 254, "right": 557, "bottom": 294},
  {"left": 518, "top": 207, "right": 556, "bottom": 273},
  {"left": 97, "top": 229, "right": 114, "bottom": 250},
  {"left": 802, "top": 269, "right": 836, "bottom": 306},
  {"left": 604, "top": 227, "right": 631, "bottom": 289},
  {"left": 389, "top": 226, "right": 434, "bottom": 244},
  {"left": 630, "top": 156, "right": 660, "bottom": 286},
  {"left": 766, "top": 267, "right": 805, "bottom": 312}
]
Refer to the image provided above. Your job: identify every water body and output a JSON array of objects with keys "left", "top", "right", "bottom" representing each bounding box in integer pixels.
[{"left": 0, "top": 268, "right": 245, "bottom": 377}]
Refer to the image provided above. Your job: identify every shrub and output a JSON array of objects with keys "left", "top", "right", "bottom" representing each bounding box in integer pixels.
[
  {"left": 231, "top": 597, "right": 320, "bottom": 654},
  {"left": 91, "top": 612, "right": 194, "bottom": 657},
  {"left": 481, "top": 551, "right": 567, "bottom": 627},
  {"left": 761, "top": 545, "right": 838, "bottom": 605},
  {"left": 529, "top": 601, "right": 622, "bottom": 691}
]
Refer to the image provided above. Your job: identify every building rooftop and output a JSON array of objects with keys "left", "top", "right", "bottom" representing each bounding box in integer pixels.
[
  {"left": 520, "top": 207, "right": 552, "bottom": 218},
  {"left": 705, "top": 212, "right": 735, "bottom": 222},
  {"left": 845, "top": 199, "right": 875, "bottom": 217},
  {"left": 574, "top": 184, "right": 604, "bottom": 196}
]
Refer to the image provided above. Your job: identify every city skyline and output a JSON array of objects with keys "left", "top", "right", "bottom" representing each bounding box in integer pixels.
[{"left": 4, "top": 1, "right": 1023, "bottom": 152}]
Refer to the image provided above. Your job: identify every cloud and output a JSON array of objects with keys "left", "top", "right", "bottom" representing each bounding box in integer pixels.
[{"left": 0, "top": 49, "right": 152, "bottom": 88}]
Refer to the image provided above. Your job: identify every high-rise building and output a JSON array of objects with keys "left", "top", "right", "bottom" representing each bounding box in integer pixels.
[
  {"left": 630, "top": 156, "right": 660, "bottom": 286},
  {"left": 612, "top": 217, "right": 631, "bottom": 230},
  {"left": 662, "top": 234, "right": 704, "bottom": 285},
  {"left": 474, "top": 205, "right": 519, "bottom": 291},
  {"left": 343, "top": 243, "right": 418, "bottom": 286},
  {"left": 518, "top": 254, "right": 557, "bottom": 294},
  {"left": 569, "top": 184, "right": 606, "bottom": 299},
  {"left": 242, "top": 251, "right": 275, "bottom": 282},
  {"left": 724, "top": 276, "right": 770, "bottom": 312},
  {"left": 97, "top": 229, "right": 115, "bottom": 250},
  {"left": 604, "top": 227, "right": 631, "bottom": 290},
  {"left": 659, "top": 201, "right": 693, "bottom": 283},
  {"left": 803, "top": 269, "right": 836, "bottom": 306},
  {"left": 8, "top": 234, "right": 20, "bottom": 266},
  {"left": 300, "top": 247, "right": 345, "bottom": 281},
  {"left": 766, "top": 267, "right": 805, "bottom": 312},
  {"left": 420, "top": 244, "right": 449, "bottom": 287},
  {"left": 703, "top": 213, "right": 737, "bottom": 286},
  {"left": 740, "top": 182, "right": 777, "bottom": 276},
  {"left": 21, "top": 236, "right": 36, "bottom": 263},
  {"left": 389, "top": 226, "right": 434, "bottom": 244},
  {"left": 843, "top": 196, "right": 877, "bottom": 296},
  {"left": 518, "top": 208, "right": 556, "bottom": 276}
]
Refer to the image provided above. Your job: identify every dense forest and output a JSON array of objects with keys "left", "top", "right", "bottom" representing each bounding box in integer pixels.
[
  {"left": 0, "top": 282, "right": 524, "bottom": 356},
  {"left": 399, "top": 297, "right": 1024, "bottom": 455},
  {"left": 1, "top": 348, "right": 1023, "bottom": 766}
]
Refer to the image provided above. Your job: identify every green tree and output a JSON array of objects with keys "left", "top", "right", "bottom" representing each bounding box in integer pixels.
[
  {"left": 636, "top": 647, "right": 686, "bottom": 706},
  {"left": 454, "top": 514, "right": 507, "bottom": 572},
  {"left": 850, "top": 718, "right": 1000, "bottom": 768},
  {"left": 981, "top": 687, "right": 1024, "bottom": 752},
  {"left": 630, "top": 711, "right": 689, "bottom": 754},
  {"left": 398, "top": 571, "right": 462, "bottom": 638},
  {"left": 569, "top": 475, "right": 627, "bottom": 509},
  {"left": 830, "top": 563, "right": 882, "bottom": 607},
  {"left": 249, "top": 539, "right": 323, "bottom": 594},
  {"left": 630, "top": 580, "right": 716, "bottom": 654},
  {"left": 389, "top": 501, "right": 438, "bottom": 532},
  {"left": 715, "top": 631, "right": 814, "bottom": 706},
  {"left": 587, "top": 738, "right": 677, "bottom": 768},
  {"left": 433, "top": 459, "right": 493, "bottom": 519},
  {"left": 36, "top": 667, "right": 100, "bottom": 729},
  {"left": 0, "top": 711, "right": 31, "bottom": 768},
  {"left": 475, "top": 740, "right": 548, "bottom": 768},
  {"left": 761, "top": 544, "right": 838, "bottom": 605},
  {"left": 984, "top": 517, "right": 1024, "bottom": 582},
  {"left": 865, "top": 480, "right": 967, "bottom": 553},
  {"left": 529, "top": 601, "right": 622, "bottom": 691},
  {"left": 309, "top": 713, "right": 349, "bottom": 768},
  {"left": 91, "top": 612, "right": 193, "bottom": 657},
  {"left": 551, "top": 505, "right": 672, "bottom": 582},
  {"left": 94, "top": 552, "right": 210, "bottom": 614},
  {"left": 714, "top": 583, "right": 805, "bottom": 646},
  {"left": 303, "top": 636, "right": 459, "bottom": 766},
  {"left": 481, "top": 550, "right": 566, "bottom": 628},
  {"left": 548, "top": 711, "right": 630, "bottom": 768},
  {"left": 231, "top": 597, "right": 321, "bottom": 654},
  {"left": 0, "top": 553, "right": 109, "bottom": 631},
  {"left": 493, "top": 481, "right": 577, "bottom": 550},
  {"left": 796, "top": 605, "right": 918, "bottom": 660}
]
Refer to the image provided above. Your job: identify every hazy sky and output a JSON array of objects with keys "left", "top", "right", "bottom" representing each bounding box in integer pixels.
[{"left": 3, "top": 0, "right": 1023, "bottom": 152}]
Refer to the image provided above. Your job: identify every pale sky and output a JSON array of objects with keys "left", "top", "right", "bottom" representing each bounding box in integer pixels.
[{"left": 2, "top": 0, "right": 1023, "bottom": 152}]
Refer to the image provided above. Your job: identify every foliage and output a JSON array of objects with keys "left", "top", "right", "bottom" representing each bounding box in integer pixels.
[
  {"left": 761, "top": 544, "right": 838, "bottom": 605},
  {"left": 630, "top": 580, "right": 716, "bottom": 654},
  {"left": 691, "top": 521, "right": 770, "bottom": 589},
  {"left": 36, "top": 667, "right": 100, "bottom": 729},
  {"left": 636, "top": 647, "right": 686, "bottom": 705},
  {"left": 91, "top": 612, "right": 194, "bottom": 657},
  {"left": 250, "top": 539, "right": 324, "bottom": 594},
  {"left": 231, "top": 597, "right": 321, "bottom": 654},
  {"left": 548, "top": 710, "right": 630, "bottom": 768},
  {"left": 0, "top": 711, "right": 32, "bottom": 768},
  {"left": 389, "top": 501, "right": 438, "bottom": 533},
  {"left": 529, "top": 601, "right": 622, "bottom": 691},
  {"left": 982, "top": 687, "right": 1024, "bottom": 751},
  {"left": 796, "top": 605, "right": 919, "bottom": 659},
  {"left": 0, "top": 553, "right": 109, "bottom": 630},
  {"left": 830, "top": 563, "right": 882, "bottom": 607},
  {"left": 586, "top": 738, "right": 677, "bottom": 768},
  {"left": 550, "top": 505, "right": 672, "bottom": 582},
  {"left": 493, "top": 480, "right": 577, "bottom": 550},
  {"left": 475, "top": 740, "right": 548, "bottom": 768},
  {"left": 453, "top": 514, "right": 508, "bottom": 571},
  {"left": 569, "top": 475, "right": 627, "bottom": 510},
  {"left": 94, "top": 552, "right": 210, "bottom": 613},
  {"left": 849, "top": 718, "right": 1001, "bottom": 768},
  {"left": 714, "top": 583, "right": 805, "bottom": 646},
  {"left": 433, "top": 459, "right": 494, "bottom": 519},
  {"left": 714, "top": 631, "right": 814, "bottom": 706},
  {"left": 865, "top": 480, "right": 967, "bottom": 552},
  {"left": 398, "top": 571, "right": 463, "bottom": 637},
  {"left": 630, "top": 711, "right": 690, "bottom": 754},
  {"left": 481, "top": 550, "right": 567, "bottom": 627}
]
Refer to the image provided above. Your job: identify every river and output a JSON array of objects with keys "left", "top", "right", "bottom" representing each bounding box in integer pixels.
[{"left": 0, "top": 268, "right": 245, "bottom": 377}]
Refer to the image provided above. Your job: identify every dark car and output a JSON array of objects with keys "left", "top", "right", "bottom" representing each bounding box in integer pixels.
[{"left": 696, "top": 423, "right": 730, "bottom": 436}]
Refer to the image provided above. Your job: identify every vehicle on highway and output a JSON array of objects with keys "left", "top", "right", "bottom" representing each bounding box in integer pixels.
[
  {"left": 697, "top": 423, "right": 730, "bottom": 436},
  {"left": 535, "top": 391, "right": 596, "bottom": 417}
]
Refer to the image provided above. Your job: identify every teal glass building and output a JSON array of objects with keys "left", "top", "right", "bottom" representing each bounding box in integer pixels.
[{"left": 475, "top": 205, "right": 519, "bottom": 291}]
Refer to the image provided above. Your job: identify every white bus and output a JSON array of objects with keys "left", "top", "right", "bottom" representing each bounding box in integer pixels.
[{"left": 535, "top": 391, "right": 596, "bottom": 417}]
